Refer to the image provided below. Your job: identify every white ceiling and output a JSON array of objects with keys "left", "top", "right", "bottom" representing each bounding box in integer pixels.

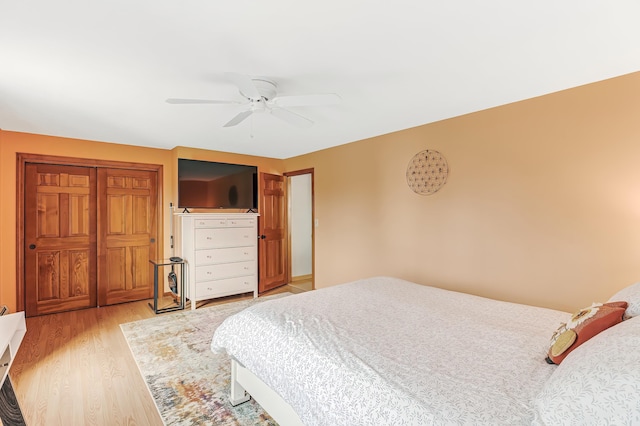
[{"left": 2, "top": 1, "right": 640, "bottom": 159}]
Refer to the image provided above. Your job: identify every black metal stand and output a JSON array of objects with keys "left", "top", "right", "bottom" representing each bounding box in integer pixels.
[{"left": 149, "top": 259, "right": 186, "bottom": 314}]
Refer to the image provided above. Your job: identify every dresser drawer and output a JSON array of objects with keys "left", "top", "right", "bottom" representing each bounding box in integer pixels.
[
  {"left": 195, "top": 247, "right": 255, "bottom": 265},
  {"left": 195, "top": 228, "right": 255, "bottom": 249},
  {"left": 195, "top": 261, "right": 256, "bottom": 282},
  {"left": 194, "top": 218, "right": 228, "bottom": 228},
  {"left": 194, "top": 217, "right": 257, "bottom": 228},
  {"left": 196, "top": 276, "right": 256, "bottom": 299},
  {"left": 227, "top": 218, "right": 257, "bottom": 228}
]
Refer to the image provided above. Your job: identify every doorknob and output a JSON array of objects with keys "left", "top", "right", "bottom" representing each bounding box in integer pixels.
[
  {"left": 29, "top": 244, "right": 36, "bottom": 250},
  {"left": 259, "top": 235, "right": 266, "bottom": 240}
]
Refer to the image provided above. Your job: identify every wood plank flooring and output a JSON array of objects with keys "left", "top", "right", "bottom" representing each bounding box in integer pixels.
[{"left": 8, "top": 284, "right": 305, "bottom": 426}]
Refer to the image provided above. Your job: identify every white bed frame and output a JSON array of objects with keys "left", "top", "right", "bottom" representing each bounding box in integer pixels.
[{"left": 229, "top": 358, "right": 304, "bottom": 426}]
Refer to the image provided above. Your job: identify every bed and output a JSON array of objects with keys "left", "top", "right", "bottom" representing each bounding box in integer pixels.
[{"left": 211, "top": 276, "right": 640, "bottom": 425}]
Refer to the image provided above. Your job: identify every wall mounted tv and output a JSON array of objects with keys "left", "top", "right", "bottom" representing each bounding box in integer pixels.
[{"left": 177, "top": 158, "right": 258, "bottom": 210}]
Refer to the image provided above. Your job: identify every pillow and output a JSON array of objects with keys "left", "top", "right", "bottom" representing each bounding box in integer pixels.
[
  {"left": 546, "top": 301, "right": 627, "bottom": 365},
  {"left": 608, "top": 282, "right": 640, "bottom": 319},
  {"left": 533, "top": 315, "right": 640, "bottom": 425}
]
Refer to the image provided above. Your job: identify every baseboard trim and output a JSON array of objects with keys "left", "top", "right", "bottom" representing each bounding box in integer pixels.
[{"left": 290, "top": 274, "right": 312, "bottom": 284}]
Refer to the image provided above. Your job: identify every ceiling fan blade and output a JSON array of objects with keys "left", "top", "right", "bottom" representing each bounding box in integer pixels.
[
  {"left": 166, "top": 98, "right": 241, "bottom": 105},
  {"left": 272, "top": 93, "right": 341, "bottom": 107},
  {"left": 223, "top": 110, "right": 254, "bottom": 127},
  {"left": 270, "top": 107, "right": 313, "bottom": 128},
  {"left": 225, "top": 72, "right": 261, "bottom": 100}
]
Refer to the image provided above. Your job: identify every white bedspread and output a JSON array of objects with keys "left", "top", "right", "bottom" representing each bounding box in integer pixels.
[{"left": 211, "top": 276, "right": 569, "bottom": 425}]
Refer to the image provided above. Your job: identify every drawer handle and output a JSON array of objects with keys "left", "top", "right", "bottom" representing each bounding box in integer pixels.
[
  {"left": 206, "top": 255, "right": 212, "bottom": 259},
  {"left": 207, "top": 271, "right": 212, "bottom": 275},
  {"left": 206, "top": 237, "right": 212, "bottom": 240}
]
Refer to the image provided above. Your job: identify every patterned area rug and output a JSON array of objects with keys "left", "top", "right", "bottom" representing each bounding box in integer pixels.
[{"left": 120, "top": 294, "right": 290, "bottom": 425}]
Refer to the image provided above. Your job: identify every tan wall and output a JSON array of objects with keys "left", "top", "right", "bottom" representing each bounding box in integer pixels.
[
  {"left": 3, "top": 72, "right": 638, "bottom": 314},
  {"left": 0, "top": 133, "right": 283, "bottom": 312},
  {"left": 285, "top": 71, "right": 640, "bottom": 312}
]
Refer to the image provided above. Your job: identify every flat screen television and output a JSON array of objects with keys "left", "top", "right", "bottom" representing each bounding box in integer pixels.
[{"left": 177, "top": 158, "right": 258, "bottom": 210}]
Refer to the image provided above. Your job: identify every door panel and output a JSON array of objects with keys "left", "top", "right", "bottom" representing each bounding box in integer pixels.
[
  {"left": 98, "top": 168, "right": 157, "bottom": 305},
  {"left": 25, "top": 164, "right": 97, "bottom": 317},
  {"left": 258, "top": 173, "right": 287, "bottom": 293}
]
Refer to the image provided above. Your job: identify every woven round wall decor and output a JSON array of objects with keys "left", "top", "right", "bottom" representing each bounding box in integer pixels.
[{"left": 406, "top": 149, "right": 449, "bottom": 195}]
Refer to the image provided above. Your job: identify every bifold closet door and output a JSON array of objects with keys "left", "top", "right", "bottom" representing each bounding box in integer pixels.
[
  {"left": 97, "top": 168, "right": 158, "bottom": 306},
  {"left": 24, "top": 164, "right": 97, "bottom": 317}
]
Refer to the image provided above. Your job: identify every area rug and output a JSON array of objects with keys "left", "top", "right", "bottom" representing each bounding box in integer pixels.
[{"left": 120, "top": 294, "right": 290, "bottom": 426}]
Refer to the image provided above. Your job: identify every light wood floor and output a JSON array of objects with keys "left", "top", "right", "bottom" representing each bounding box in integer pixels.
[{"left": 9, "top": 284, "right": 306, "bottom": 426}]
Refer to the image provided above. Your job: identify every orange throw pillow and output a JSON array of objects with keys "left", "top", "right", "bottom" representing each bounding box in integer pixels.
[{"left": 546, "top": 301, "right": 627, "bottom": 365}]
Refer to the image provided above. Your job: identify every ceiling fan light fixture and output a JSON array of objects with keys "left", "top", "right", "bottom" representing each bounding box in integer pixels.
[
  {"left": 167, "top": 72, "right": 341, "bottom": 128},
  {"left": 243, "top": 79, "right": 277, "bottom": 101}
]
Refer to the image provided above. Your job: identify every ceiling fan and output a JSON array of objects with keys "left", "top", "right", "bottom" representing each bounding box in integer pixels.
[{"left": 166, "top": 73, "right": 341, "bottom": 128}]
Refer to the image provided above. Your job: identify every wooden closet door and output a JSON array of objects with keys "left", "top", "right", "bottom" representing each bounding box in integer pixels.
[
  {"left": 98, "top": 168, "right": 158, "bottom": 305},
  {"left": 24, "top": 164, "right": 97, "bottom": 317},
  {"left": 258, "top": 172, "right": 287, "bottom": 293}
]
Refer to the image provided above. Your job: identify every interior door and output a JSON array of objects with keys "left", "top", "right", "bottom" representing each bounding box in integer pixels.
[
  {"left": 24, "top": 164, "right": 97, "bottom": 317},
  {"left": 98, "top": 168, "right": 157, "bottom": 305},
  {"left": 258, "top": 172, "right": 288, "bottom": 293},
  {"left": 285, "top": 170, "right": 314, "bottom": 287}
]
